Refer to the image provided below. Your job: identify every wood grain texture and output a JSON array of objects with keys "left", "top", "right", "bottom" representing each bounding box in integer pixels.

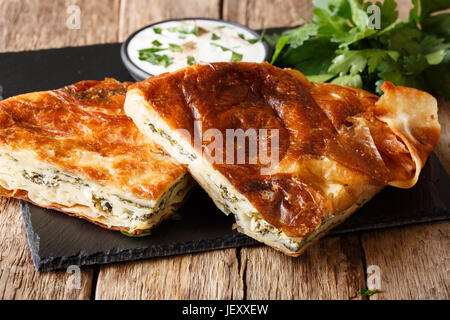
[
  {"left": 361, "top": 222, "right": 449, "bottom": 300},
  {"left": 242, "top": 235, "right": 366, "bottom": 300},
  {"left": 0, "top": 197, "right": 93, "bottom": 299},
  {"left": 95, "top": 249, "right": 243, "bottom": 299},
  {"left": 0, "top": 0, "right": 120, "bottom": 52},
  {"left": 223, "top": 0, "right": 314, "bottom": 29},
  {"left": 118, "top": 0, "right": 221, "bottom": 41}
]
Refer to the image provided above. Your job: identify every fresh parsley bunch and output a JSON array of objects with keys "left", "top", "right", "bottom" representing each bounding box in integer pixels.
[{"left": 268, "top": 0, "right": 450, "bottom": 98}]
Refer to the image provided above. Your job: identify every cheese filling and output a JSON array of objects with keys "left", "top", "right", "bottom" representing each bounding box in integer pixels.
[
  {"left": 0, "top": 150, "right": 192, "bottom": 231},
  {"left": 145, "top": 120, "right": 306, "bottom": 251}
]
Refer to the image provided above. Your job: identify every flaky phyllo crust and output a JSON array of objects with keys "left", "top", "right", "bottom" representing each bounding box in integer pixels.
[
  {"left": 0, "top": 78, "right": 190, "bottom": 233},
  {"left": 127, "top": 62, "right": 440, "bottom": 242}
]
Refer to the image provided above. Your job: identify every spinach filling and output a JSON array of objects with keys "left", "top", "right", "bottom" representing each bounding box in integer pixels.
[{"left": 147, "top": 123, "right": 196, "bottom": 161}]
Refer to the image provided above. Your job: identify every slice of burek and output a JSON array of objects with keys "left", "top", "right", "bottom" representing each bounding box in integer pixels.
[
  {"left": 124, "top": 62, "right": 440, "bottom": 255},
  {"left": 0, "top": 78, "right": 194, "bottom": 234}
]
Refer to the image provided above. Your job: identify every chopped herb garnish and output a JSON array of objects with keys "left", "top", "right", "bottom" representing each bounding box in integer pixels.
[
  {"left": 360, "top": 288, "right": 379, "bottom": 297},
  {"left": 179, "top": 35, "right": 187, "bottom": 40},
  {"left": 168, "top": 43, "right": 182, "bottom": 52},
  {"left": 152, "top": 40, "right": 162, "bottom": 47},
  {"left": 167, "top": 24, "right": 199, "bottom": 36},
  {"left": 210, "top": 42, "right": 231, "bottom": 52},
  {"left": 211, "top": 33, "right": 221, "bottom": 40},
  {"left": 239, "top": 30, "right": 266, "bottom": 44},
  {"left": 169, "top": 211, "right": 183, "bottom": 221},
  {"left": 231, "top": 51, "right": 243, "bottom": 62},
  {"left": 217, "top": 25, "right": 227, "bottom": 29},
  {"left": 153, "top": 27, "right": 162, "bottom": 34},
  {"left": 120, "top": 230, "right": 152, "bottom": 237},
  {"left": 138, "top": 49, "right": 173, "bottom": 68},
  {"left": 187, "top": 56, "right": 196, "bottom": 66},
  {"left": 211, "top": 43, "right": 243, "bottom": 62},
  {"left": 139, "top": 47, "right": 165, "bottom": 53},
  {"left": 191, "top": 25, "right": 199, "bottom": 36}
]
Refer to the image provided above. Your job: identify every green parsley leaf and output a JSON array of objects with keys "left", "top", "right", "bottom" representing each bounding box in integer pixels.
[
  {"left": 238, "top": 30, "right": 267, "bottom": 44},
  {"left": 187, "top": 56, "right": 196, "bottom": 66},
  {"left": 152, "top": 40, "right": 162, "bottom": 47},
  {"left": 210, "top": 42, "right": 230, "bottom": 52},
  {"left": 409, "top": 0, "right": 420, "bottom": 25},
  {"left": 282, "top": 24, "right": 318, "bottom": 48},
  {"left": 425, "top": 49, "right": 447, "bottom": 65},
  {"left": 138, "top": 49, "right": 173, "bottom": 68},
  {"left": 331, "top": 74, "right": 362, "bottom": 88},
  {"left": 168, "top": 43, "right": 182, "bottom": 52},
  {"left": 312, "top": 7, "right": 350, "bottom": 41},
  {"left": 281, "top": 38, "right": 337, "bottom": 75},
  {"left": 210, "top": 43, "right": 243, "bottom": 62},
  {"left": 263, "top": 32, "right": 282, "bottom": 48},
  {"left": 231, "top": 51, "right": 243, "bottom": 62},
  {"left": 377, "top": 0, "right": 399, "bottom": 29},
  {"left": 138, "top": 47, "right": 165, "bottom": 53},
  {"left": 167, "top": 24, "right": 199, "bottom": 36},
  {"left": 267, "top": 0, "right": 450, "bottom": 96},
  {"left": 306, "top": 74, "right": 335, "bottom": 82},
  {"left": 329, "top": 49, "right": 398, "bottom": 76},
  {"left": 312, "top": 0, "right": 352, "bottom": 19},
  {"left": 360, "top": 288, "right": 379, "bottom": 297},
  {"left": 153, "top": 27, "right": 162, "bottom": 34},
  {"left": 120, "top": 230, "right": 152, "bottom": 237},
  {"left": 329, "top": 50, "right": 368, "bottom": 75},
  {"left": 270, "top": 36, "right": 290, "bottom": 64},
  {"left": 348, "top": 0, "right": 371, "bottom": 30},
  {"left": 211, "top": 33, "right": 221, "bottom": 40}
]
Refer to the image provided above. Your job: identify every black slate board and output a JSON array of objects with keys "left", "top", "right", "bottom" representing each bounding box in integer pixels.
[{"left": 1, "top": 34, "right": 449, "bottom": 271}]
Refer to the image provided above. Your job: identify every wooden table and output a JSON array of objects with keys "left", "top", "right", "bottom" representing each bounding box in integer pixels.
[{"left": 0, "top": 0, "right": 448, "bottom": 300}]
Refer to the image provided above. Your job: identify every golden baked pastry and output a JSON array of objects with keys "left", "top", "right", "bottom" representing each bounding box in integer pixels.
[
  {"left": 0, "top": 78, "right": 194, "bottom": 234},
  {"left": 125, "top": 62, "right": 440, "bottom": 255}
]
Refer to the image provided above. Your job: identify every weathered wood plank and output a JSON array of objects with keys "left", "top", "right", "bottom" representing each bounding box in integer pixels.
[
  {"left": 223, "top": 0, "right": 314, "bottom": 29},
  {"left": 361, "top": 222, "right": 449, "bottom": 300},
  {"left": 0, "top": 0, "right": 121, "bottom": 52},
  {"left": 241, "top": 235, "right": 366, "bottom": 300},
  {"left": 95, "top": 249, "right": 243, "bottom": 299},
  {"left": 118, "top": 0, "right": 221, "bottom": 41},
  {"left": 0, "top": 197, "right": 94, "bottom": 299}
]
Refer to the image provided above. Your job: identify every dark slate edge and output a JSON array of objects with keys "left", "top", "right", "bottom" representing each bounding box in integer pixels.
[
  {"left": 20, "top": 199, "right": 258, "bottom": 271},
  {"left": 20, "top": 201, "right": 42, "bottom": 269},
  {"left": 34, "top": 237, "right": 258, "bottom": 272},
  {"left": 22, "top": 199, "right": 449, "bottom": 272}
]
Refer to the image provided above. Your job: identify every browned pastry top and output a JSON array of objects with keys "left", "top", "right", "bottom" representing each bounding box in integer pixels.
[
  {"left": 133, "top": 62, "right": 440, "bottom": 237},
  {"left": 0, "top": 78, "right": 187, "bottom": 199}
]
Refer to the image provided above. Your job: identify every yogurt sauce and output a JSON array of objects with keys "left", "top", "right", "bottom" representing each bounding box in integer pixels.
[{"left": 127, "top": 19, "right": 267, "bottom": 76}]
